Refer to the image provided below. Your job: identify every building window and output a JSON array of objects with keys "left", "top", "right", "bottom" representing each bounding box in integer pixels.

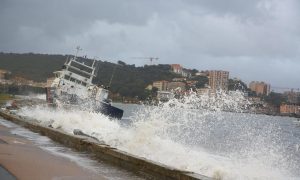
[
  {"left": 64, "top": 75, "right": 70, "bottom": 80},
  {"left": 70, "top": 77, "right": 76, "bottom": 82}
]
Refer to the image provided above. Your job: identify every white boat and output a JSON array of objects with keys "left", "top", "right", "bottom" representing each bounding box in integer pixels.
[{"left": 46, "top": 48, "right": 123, "bottom": 119}]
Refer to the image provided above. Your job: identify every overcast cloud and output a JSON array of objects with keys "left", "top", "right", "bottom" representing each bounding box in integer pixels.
[{"left": 0, "top": 0, "right": 300, "bottom": 90}]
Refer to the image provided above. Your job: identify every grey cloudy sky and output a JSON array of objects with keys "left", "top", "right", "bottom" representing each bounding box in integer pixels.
[{"left": 1, "top": 0, "right": 300, "bottom": 90}]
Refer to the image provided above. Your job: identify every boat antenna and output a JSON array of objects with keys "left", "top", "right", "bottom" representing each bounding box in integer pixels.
[
  {"left": 75, "top": 46, "right": 82, "bottom": 58},
  {"left": 108, "top": 63, "right": 122, "bottom": 88}
]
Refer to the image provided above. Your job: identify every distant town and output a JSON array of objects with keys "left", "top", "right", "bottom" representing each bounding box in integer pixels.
[
  {"left": 148, "top": 64, "right": 300, "bottom": 117},
  {"left": 0, "top": 54, "right": 299, "bottom": 118}
]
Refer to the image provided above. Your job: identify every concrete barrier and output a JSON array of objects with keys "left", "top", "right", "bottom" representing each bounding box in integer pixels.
[{"left": 0, "top": 110, "right": 212, "bottom": 180}]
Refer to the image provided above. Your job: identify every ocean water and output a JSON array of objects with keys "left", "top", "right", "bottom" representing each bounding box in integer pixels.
[{"left": 17, "top": 92, "right": 300, "bottom": 180}]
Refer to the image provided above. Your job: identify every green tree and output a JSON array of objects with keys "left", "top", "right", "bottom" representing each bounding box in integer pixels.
[
  {"left": 264, "top": 92, "right": 287, "bottom": 107},
  {"left": 228, "top": 79, "right": 248, "bottom": 92},
  {"left": 190, "top": 76, "right": 208, "bottom": 88}
]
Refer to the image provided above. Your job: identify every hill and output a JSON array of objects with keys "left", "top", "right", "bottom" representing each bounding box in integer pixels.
[
  {"left": 0, "top": 52, "right": 179, "bottom": 99},
  {"left": 0, "top": 53, "right": 67, "bottom": 81}
]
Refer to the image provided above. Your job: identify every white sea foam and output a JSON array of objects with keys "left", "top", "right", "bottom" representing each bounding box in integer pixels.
[
  {"left": 0, "top": 118, "right": 142, "bottom": 179},
  {"left": 17, "top": 91, "right": 299, "bottom": 180}
]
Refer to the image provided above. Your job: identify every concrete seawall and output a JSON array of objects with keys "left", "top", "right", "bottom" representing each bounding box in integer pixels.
[{"left": 0, "top": 110, "right": 211, "bottom": 180}]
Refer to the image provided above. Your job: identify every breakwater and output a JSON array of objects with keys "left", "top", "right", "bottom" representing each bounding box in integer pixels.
[{"left": 0, "top": 110, "right": 211, "bottom": 180}]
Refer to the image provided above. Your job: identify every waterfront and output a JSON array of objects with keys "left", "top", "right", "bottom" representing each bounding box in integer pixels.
[
  {"left": 0, "top": 116, "right": 143, "bottom": 180},
  {"left": 13, "top": 94, "right": 300, "bottom": 180}
]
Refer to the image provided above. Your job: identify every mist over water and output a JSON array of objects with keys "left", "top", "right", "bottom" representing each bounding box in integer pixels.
[{"left": 18, "top": 92, "right": 300, "bottom": 180}]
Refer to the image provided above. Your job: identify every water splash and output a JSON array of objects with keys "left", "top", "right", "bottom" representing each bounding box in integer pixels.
[
  {"left": 17, "top": 91, "right": 299, "bottom": 179},
  {"left": 0, "top": 118, "right": 142, "bottom": 180}
]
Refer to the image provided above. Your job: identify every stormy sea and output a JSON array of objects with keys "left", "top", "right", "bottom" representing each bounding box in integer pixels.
[{"left": 12, "top": 92, "right": 300, "bottom": 180}]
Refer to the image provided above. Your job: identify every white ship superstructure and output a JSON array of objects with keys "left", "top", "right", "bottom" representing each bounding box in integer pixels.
[{"left": 46, "top": 48, "right": 123, "bottom": 119}]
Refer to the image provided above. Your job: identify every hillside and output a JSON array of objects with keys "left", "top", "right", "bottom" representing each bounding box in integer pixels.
[
  {"left": 0, "top": 52, "right": 178, "bottom": 99},
  {"left": 0, "top": 53, "right": 67, "bottom": 81}
]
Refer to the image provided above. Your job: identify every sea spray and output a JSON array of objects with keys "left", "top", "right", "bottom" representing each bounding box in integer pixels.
[{"left": 17, "top": 91, "right": 299, "bottom": 179}]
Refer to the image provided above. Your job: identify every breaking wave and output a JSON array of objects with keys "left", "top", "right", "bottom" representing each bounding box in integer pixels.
[{"left": 17, "top": 91, "right": 299, "bottom": 179}]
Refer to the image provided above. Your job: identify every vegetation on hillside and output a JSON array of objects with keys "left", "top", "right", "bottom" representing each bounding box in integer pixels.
[
  {"left": 263, "top": 92, "right": 287, "bottom": 107},
  {"left": 228, "top": 79, "right": 249, "bottom": 92},
  {"left": 2, "top": 53, "right": 291, "bottom": 106},
  {"left": 0, "top": 52, "right": 67, "bottom": 81},
  {"left": 190, "top": 76, "right": 209, "bottom": 88},
  {"left": 0, "top": 53, "right": 179, "bottom": 99},
  {"left": 94, "top": 61, "right": 179, "bottom": 99}
]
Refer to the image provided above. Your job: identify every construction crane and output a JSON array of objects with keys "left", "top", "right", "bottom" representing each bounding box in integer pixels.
[{"left": 131, "top": 57, "right": 159, "bottom": 65}]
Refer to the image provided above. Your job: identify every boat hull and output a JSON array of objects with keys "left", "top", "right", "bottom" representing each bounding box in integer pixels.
[
  {"left": 46, "top": 87, "right": 123, "bottom": 119},
  {"left": 98, "top": 101, "right": 123, "bottom": 119}
]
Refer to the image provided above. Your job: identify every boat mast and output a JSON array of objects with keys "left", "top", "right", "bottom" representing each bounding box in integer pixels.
[{"left": 75, "top": 46, "right": 82, "bottom": 59}]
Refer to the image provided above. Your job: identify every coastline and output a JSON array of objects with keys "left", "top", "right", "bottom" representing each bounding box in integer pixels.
[
  {"left": 0, "top": 123, "right": 105, "bottom": 180},
  {"left": 0, "top": 109, "right": 211, "bottom": 180}
]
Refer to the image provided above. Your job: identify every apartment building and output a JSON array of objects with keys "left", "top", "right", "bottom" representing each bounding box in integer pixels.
[
  {"left": 208, "top": 70, "right": 229, "bottom": 91},
  {"left": 249, "top": 81, "right": 270, "bottom": 96}
]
